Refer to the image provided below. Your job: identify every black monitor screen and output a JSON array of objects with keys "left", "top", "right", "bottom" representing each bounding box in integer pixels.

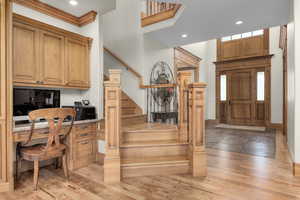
[{"left": 13, "top": 88, "right": 60, "bottom": 116}]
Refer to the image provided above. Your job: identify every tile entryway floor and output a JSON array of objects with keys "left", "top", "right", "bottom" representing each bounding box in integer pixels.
[{"left": 206, "top": 127, "right": 276, "bottom": 158}]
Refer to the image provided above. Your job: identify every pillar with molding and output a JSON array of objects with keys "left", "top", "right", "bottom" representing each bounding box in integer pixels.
[
  {"left": 177, "top": 71, "right": 192, "bottom": 143},
  {"left": 103, "top": 69, "right": 122, "bottom": 183},
  {"left": 188, "top": 82, "right": 207, "bottom": 177}
]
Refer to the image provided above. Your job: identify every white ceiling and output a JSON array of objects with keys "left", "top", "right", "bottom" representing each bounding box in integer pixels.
[
  {"left": 146, "top": 0, "right": 291, "bottom": 47},
  {"left": 39, "top": 0, "right": 116, "bottom": 17}
]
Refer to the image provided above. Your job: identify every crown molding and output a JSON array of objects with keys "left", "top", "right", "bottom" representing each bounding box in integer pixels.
[{"left": 13, "top": 0, "right": 97, "bottom": 27}]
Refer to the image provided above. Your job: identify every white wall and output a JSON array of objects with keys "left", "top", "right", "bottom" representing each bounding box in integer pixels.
[
  {"left": 13, "top": 3, "right": 104, "bottom": 119},
  {"left": 292, "top": 0, "right": 300, "bottom": 163},
  {"left": 287, "top": 20, "right": 295, "bottom": 161},
  {"left": 103, "top": 0, "right": 178, "bottom": 112},
  {"left": 103, "top": 0, "right": 145, "bottom": 111},
  {"left": 81, "top": 16, "right": 104, "bottom": 119},
  {"left": 270, "top": 27, "right": 284, "bottom": 124},
  {"left": 182, "top": 40, "right": 216, "bottom": 120}
]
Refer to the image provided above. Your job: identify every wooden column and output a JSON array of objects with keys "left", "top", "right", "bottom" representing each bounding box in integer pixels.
[
  {"left": 188, "top": 82, "right": 207, "bottom": 177},
  {"left": 103, "top": 69, "right": 121, "bottom": 183},
  {"left": 0, "top": 0, "right": 13, "bottom": 192},
  {"left": 177, "top": 71, "right": 192, "bottom": 143}
]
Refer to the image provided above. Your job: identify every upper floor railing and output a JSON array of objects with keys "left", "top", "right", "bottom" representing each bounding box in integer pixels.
[
  {"left": 141, "top": 0, "right": 181, "bottom": 27},
  {"left": 143, "top": 1, "right": 177, "bottom": 17}
]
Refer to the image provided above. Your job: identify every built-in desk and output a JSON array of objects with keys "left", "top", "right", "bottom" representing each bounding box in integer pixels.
[{"left": 13, "top": 119, "right": 100, "bottom": 170}]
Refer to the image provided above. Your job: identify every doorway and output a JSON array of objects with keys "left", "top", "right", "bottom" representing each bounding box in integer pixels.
[
  {"left": 218, "top": 68, "right": 269, "bottom": 126},
  {"left": 174, "top": 47, "right": 201, "bottom": 82},
  {"left": 216, "top": 57, "right": 271, "bottom": 127}
]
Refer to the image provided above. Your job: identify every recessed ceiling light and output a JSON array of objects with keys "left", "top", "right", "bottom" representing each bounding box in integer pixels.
[
  {"left": 69, "top": 0, "right": 78, "bottom": 6},
  {"left": 235, "top": 20, "right": 243, "bottom": 25},
  {"left": 181, "top": 34, "right": 188, "bottom": 38}
]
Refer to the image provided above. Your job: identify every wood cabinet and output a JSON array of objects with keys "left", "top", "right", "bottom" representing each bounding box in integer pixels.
[
  {"left": 13, "top": 22, "right": 40, "bottom": 84},
  {"left": 13, "top": 122, "right": 98, "bottom": 172},
  {"left": 40, "top": 30, "right": 65, "bottom": 86},
  {"left": 68, "top": 123, "right": 97, "bottom": 170},
  {"left": 12, "top": 14, "right": 92, "bottom": 89},
  {"left": 65, "top": 38, "right": 90, "bottom": 88}
]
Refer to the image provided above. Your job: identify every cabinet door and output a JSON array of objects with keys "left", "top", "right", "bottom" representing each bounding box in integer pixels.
[
  {"left": 66, "top": 38, "right": 90, "bottom": 88},
  {"left": 13, "top": 22, "right": 39, "bottom": 84},
  {"left": 40, "top": 31, "right": 65, "bottom": 85}
]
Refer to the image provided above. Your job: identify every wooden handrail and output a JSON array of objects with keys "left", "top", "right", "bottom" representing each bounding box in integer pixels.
[
  {"left": 104, "top": 47, "right": 177, "bottom": 90},
  {"left": 104, "top": 47, "right": 145, "bottom": 88}
]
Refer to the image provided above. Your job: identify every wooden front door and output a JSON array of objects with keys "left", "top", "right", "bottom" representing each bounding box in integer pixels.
[
  {"left": 227, "top": 69, "right": 254, "bottom": 125},
  {"left": 218, "top": 67, "right": 269, "bottom": 126}
]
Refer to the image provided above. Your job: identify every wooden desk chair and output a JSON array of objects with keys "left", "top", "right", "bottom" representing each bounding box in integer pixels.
[{"left": 16, "top": 108, "right": 76, "bottom": 190}]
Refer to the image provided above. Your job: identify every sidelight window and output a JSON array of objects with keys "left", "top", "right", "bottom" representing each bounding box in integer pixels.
[
  {"left": 220, "top": 75, "right": 227, "bottom": 101},
  {"left": 257, "top": 72, "right": 265, "bottom": 101}
]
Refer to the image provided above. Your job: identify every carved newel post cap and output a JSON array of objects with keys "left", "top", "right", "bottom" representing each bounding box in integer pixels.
[{"left": 105, "top": 69, "right": 121, "bottom": 86}]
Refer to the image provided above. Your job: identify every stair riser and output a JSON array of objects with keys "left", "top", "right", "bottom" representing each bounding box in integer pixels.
[
  {"left": 123, "top": 131, "right": 178, "bottom": 143},
  {"left": 121, "top": 145, "right": 188, "bottom": 159},
  {"left": 122, "top": 116, "right": 146, "bottom": 125},
  {"left": 122, "top": 163, "right": 190, "bottom": 178}
]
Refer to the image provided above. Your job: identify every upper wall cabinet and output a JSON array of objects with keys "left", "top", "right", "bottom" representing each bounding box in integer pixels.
[
  {"left": 13, "top": 22, "right": 40, "bottom": 84},
  {"left": 66, "top": 38, "right": 90, "bottom": 88},
  {"left": 217, "top": 29, "right": 269, "bottom": 61},
  {"left": 40, "top": 30, "right": 65, "bottom": 86},
  {"left": 12, "top": 14, "right": 92, "bottom": 89}
]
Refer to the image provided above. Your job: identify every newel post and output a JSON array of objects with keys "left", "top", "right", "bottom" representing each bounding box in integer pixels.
[
  {"left": 103, "top": 69, "right": 121, "bottom": 183},
  {"left": 178, "top": 71, "right": 192, "bottom": 143},
  {"left": 188, "top": 82, "right": 207, "bottom": 177}
]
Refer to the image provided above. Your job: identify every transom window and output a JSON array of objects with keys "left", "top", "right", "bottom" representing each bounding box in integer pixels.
[{"left": 221, "top": 30, "right": 264, "bottom": 42}]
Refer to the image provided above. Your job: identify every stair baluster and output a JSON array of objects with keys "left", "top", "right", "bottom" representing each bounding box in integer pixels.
[{"left": 178, "top": 72, "right": 193, "bottom": 143}]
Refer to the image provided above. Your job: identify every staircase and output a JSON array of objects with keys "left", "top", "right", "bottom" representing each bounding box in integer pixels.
[
  {"left": 103, "top": 65, "right": 206, "bottom": 183},
  {"left": 120, "top": 124, "right": 190, "bottom": 177},
  {"left": 104, "top": 74, "right": 146, "bottom": 125}
]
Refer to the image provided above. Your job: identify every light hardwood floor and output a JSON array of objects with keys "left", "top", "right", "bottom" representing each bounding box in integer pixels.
[{"left": 0, "top": 131, "right": 298, "bottom": 200}]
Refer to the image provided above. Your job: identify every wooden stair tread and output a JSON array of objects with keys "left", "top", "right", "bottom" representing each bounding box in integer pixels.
[
  {"left": 121, "top": 140, "right": 188, "bottom": 148},
  {"left": 121, "top": 156, "right": 189, "bottom": 167},
  {"left": 122, "top": 114, "right": 146, "bottom": 119},
  {"left": 123, "top": 123, "right": 178, "bottom": 133}
]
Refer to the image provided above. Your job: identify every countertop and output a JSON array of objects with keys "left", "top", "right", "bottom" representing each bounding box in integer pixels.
[{"left": 13, "top": 119, "right": 101, "bottom": 133}]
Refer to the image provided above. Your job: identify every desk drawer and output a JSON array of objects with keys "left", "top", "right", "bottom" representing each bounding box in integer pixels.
[
  {"left": 75, "top": 139, "right": 94, "bottom": 158},
  {"left": 75, "top": 131, "right": 96, "bottom": 140},
  {"left": 74, "top": 123, "right": 96, "bottom": 134}
]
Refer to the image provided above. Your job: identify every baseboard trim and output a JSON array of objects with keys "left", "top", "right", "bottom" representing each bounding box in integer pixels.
[
  {"left": 268, "top": 123, "right": 283, "bottom": 131},
  {"left": 0, "top": 182, "right": 10, "bottom": 193},
  {"left": 205, "top": 120, "right": 218, "bottom": 128},
  {"left": 96, "top": 153, "right": 105, "bottom": 165},
  {"left": 293, "top": 163, "right": 300, "bottom": 176}
]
